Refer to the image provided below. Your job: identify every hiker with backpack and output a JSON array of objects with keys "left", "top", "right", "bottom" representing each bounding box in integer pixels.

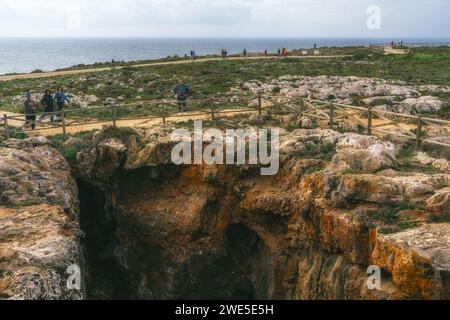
[
  {"left": 39, "top": 89, "right": 55, "bottom": 123},
  {"left": 173, "top": 79, "right": 191, "bottom": 115},
  {"left": 24, "top": 92, "right": 37, "bottom": 130},
  {"left": 54, "top": 87, "right": 70, "bottom": 118}
]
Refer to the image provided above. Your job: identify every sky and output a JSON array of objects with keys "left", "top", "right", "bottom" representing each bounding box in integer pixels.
[{"left": 0, "top": 0, "right": 449, "bottom": 38}]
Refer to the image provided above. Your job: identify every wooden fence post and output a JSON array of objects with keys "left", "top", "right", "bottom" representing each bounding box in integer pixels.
[
  {"left": 111, "top": 105, "right": 117, "bottom": 127},
  {"left": 416, "top": 116, "right": 422, "bottom": 150},
  {"left": 61, "top": 110, "right": 66, "bottom": 135},
  {"left": 367, "top": 106, "right": 373, "bottom": 135},
  {"left": 3, "top": 114, "right": 9, "bottom": 140},
  {"left": 258, "top": 93, "right": 262, "bottom": 117},
  {"left": 329, "top": 102, "right": 334, "bottom": 129}
]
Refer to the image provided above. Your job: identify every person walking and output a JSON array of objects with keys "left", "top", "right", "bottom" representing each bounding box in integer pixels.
[
  {"left": 24, "top": 92, "right": 37, "bottom": 130},
  {"left": 54, "top": 86, "right": 70, "bottom": 118},
  {"left": 277, "top": 48, "right": 281, "bottom": 60},
  {"left": 264, "top": 49, "right": 268, "bottom": 57},
  {"left": 39, "top": 89, "right": 55, "bottom": 123},
  {"left": 173, "top": 79, "right": 191, "bottom": 115},
  {"left": 243, "top": 48, "right": 247, "bottom": 59}
]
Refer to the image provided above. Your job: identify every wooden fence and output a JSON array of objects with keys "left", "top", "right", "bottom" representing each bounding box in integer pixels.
[{"left": 1, "top": 94, "right": 450, "bottom": 149}]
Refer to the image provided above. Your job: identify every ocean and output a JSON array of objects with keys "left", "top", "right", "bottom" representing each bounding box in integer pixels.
[{"left": 0, "top": 37, "right": 449, "bottom": 75}]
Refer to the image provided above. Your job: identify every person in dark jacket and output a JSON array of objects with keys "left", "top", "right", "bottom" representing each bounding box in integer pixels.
[
  {"left": 24, "top": 92, "right": 37, "bottom": 130},
  {"left": 173, "top": 79, "right": 191, "bottom": 115},
  {"left": 54, "top": 86, "right": 70, "bottom": 118},
  {"left": 39, "top": 89, "right": 55, "bottom": 122}
]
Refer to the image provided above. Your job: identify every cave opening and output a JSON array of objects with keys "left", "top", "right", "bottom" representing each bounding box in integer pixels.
[
  {"left": 175, "top": 224, "right": 273, "bottom": 300},
  {"left": 221, "top": 224, "right": 273, "bottom": 299},
  {"left": 77, "top": 179, "right": 130, "bottom": 300},
  {"left": 77, "top": 172, "right": 273, "bottom": 300}
]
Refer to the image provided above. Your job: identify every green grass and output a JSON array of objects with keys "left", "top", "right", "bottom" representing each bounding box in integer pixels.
[
  {"left": 1, "top": 46, "right": 449, "bottom": 118},
  {"left": 397, "top": 146, "right": 442, "bottom": 173},
  {"left": 288, "top": 141, "right": 336, "bottom": 160},
  {"left": 373, "top": 203, "right": 415, "bottom": 224},
  {"left": 61, "top": 147, "right": 78, "bottom": 162}
]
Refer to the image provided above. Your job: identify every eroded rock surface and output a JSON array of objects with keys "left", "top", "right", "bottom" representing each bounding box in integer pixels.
[
  {"left": 1, "top": 126, "right": 449, "bottom": 300},
  {"left": 234, "top": 76, "right": 449, "bottom": 115},
  {"left": 0, "top": 138, "right": 83, "bottom": 300},
  {"left": 67, "top": 127, "right": 450, "bottom": 300}
]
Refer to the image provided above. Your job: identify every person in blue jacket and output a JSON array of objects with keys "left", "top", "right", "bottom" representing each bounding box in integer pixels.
[
  {"left": 39, "top": 89, "right": 55, "bottom": 122},
  {"left": 54, "top": 86, "right": 70, "bottom": 118},
  {"left": 173, "top": 79, "right": 191, "bottom": 115}
]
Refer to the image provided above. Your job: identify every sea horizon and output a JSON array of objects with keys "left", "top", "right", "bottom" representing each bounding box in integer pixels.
[{"left": 1, "top": 37, "right": 449, "bottom": 75}]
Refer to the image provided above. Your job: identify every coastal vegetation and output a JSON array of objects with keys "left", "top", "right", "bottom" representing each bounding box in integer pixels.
[{"left": 0, "top": 46, "right": 449, "bottom": 117}]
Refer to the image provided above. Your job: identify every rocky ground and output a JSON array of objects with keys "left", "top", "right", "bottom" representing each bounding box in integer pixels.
[
  {"left": 0, "top": 137, "right": 83, "bottom": 299},
  {"left": 1, "top": 124, "right": 448, "bottom": 299},
  {"left": 236, "top": 75, "right": 450, "bottom": 116}
]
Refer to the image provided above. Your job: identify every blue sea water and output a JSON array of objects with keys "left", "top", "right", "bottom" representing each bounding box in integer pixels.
[{"left": 0, "top": 37, "right": 449, "bottom": 75}]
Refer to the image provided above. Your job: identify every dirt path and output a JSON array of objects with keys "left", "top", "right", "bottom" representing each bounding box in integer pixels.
[
  {"left": 384, "top": 47, "right": 409, "bottom": 55},
  {"left": 2, "top": 108, "right": 256, "bottom": 137},
  {"left": 0, "top": 55, "right": 352, "bottom": 82}
]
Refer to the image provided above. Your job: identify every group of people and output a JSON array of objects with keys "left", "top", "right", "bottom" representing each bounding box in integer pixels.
[
  {"left": 391, "top": 40, "right": 405, "bottom": 48},
  {"left": 21, "top": 45, "right": 293, "bottom": 131},
  {"left": 240, "top": 48, "right": 289, "bottom": 59},
  {"left": 242, "top": 48, "right": 289, "bottom": 59},
  {"left": 277, "top": 48, "right": 289, "bottom": 58},
  {"left": 23, "top": 87, "right": 70, "bottom": 130},
  {"left": 185, "top": 47, "right": 290, "bottom": 61}
]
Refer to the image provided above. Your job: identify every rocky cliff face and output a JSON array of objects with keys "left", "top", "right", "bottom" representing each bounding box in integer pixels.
[
  {"left": 64, "top": 126, "right": 449, "bottom": 300},
  {"left": 0, "top": 137, "right": 83, "bottom": 299},
  {"left": 1, "top": 127, "right": 448, "bottom": 300}
]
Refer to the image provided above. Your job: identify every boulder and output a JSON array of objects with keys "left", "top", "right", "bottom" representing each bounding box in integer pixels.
[
  {"left": 398, "top": 96, "right": 448, "bottom": 115},
  {"left": 372, "top": 223, "right": 450, "bottom": 299},
  {"left": 330, "top": 134, "right": 397, "bottom": 172},
  {"left": 426, "top": 187, "right": 450, "bottom": 220},
  {"left": 332, "top": 171, "right": 448, "bottom": 206}
]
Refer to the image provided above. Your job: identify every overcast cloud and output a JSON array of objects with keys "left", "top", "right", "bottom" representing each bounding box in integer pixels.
[{"left": 0, "top": 0, "right": 448, "bottom": 38}]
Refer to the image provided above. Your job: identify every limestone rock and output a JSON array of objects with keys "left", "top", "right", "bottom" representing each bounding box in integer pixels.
[
  {"left": 372, "top": 223, "right": 450, "bottom": 299},
  {"left": 414, "top": 152, "right": 435, "bottom": 165},
  {"left": 234, "top": 76, "right": 446, "bottom": 116},
  {"left": 279, "top": 128, "right": 340, "bottom": 157},
  {"left": 414, "top": 152, "right": 450, "bottom": 172},
  {"left": 247, "top": 114, "right": 264, "bottom": 125},
  {"left": 398, "top": 96, "right": 448, "bottom": 115},
  {"left": 0, "top": 139, "right": 82, "bottom": 300},
  {"left": 332, "top": 171, "right": 448, "bottom": 206},
  {"left": 426, "top": 187, "right": 450, "bottom": 220},
  {"left": 330, "top": 134, "right": 397, "bottom": 172}
]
